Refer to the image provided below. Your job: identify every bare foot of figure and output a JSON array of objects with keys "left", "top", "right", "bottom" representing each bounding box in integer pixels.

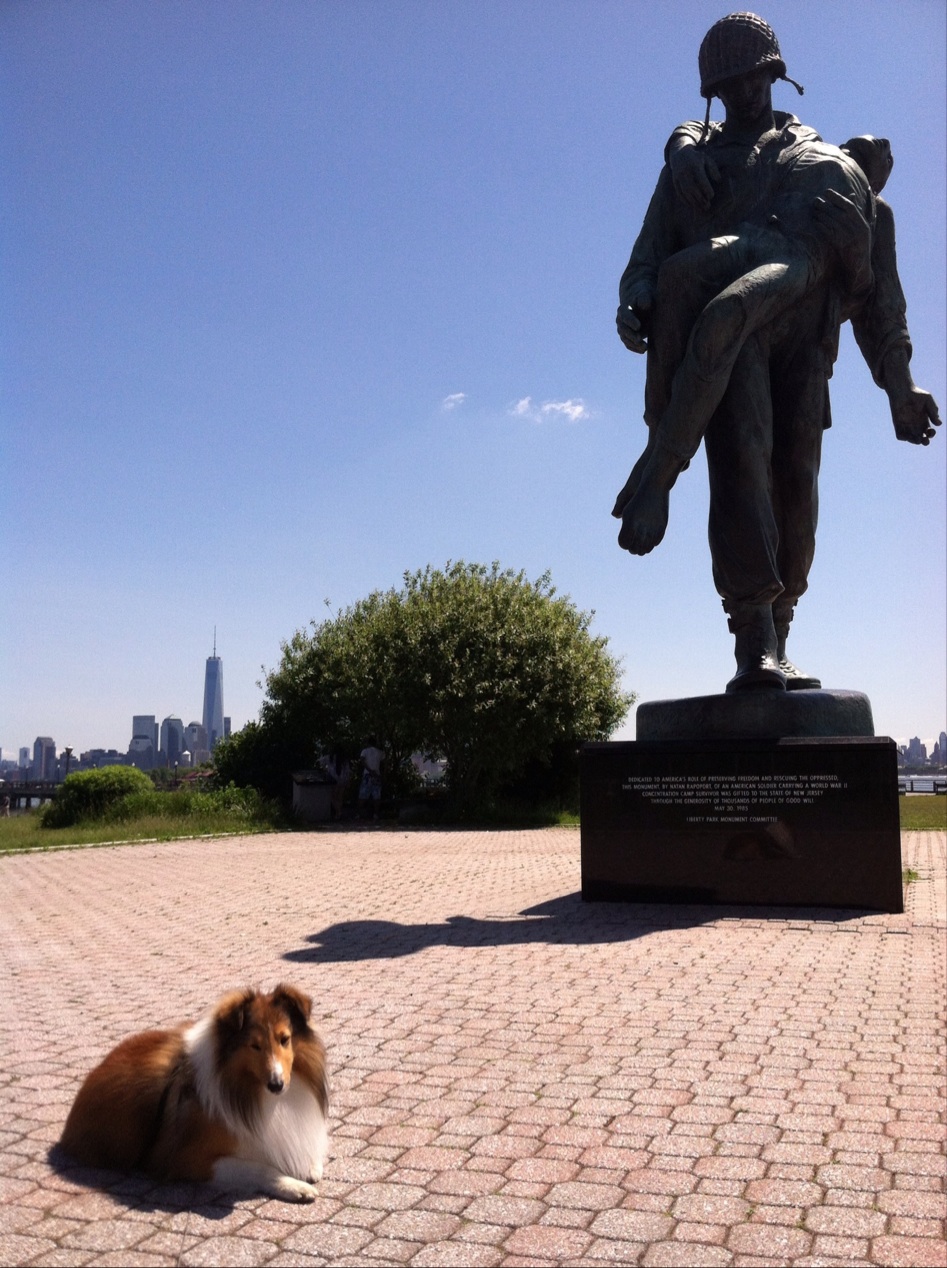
[
  {"left": 617, "top": 482, "right": 670, "bottom": 554},
  {"left": 612, "top": 441, "right": 655, "bottom": 518}
]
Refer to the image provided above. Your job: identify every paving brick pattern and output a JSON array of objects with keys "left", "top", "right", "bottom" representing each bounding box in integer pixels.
[{"left": 1, "top": 827, "right": 944, "bottom": 1267}]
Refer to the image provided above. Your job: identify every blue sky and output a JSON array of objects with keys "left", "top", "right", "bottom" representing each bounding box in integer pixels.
[{"left": 2, "top": 0, "right": 944, "bottom": 757}]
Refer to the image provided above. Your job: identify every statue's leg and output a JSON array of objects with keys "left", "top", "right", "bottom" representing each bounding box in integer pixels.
[
  {"left": 616, "top": 250, "right": 808, "bottom": 536},
  {"left": 612, "top": 428, "right": 659, "bottom": 519},
  {"left": 645, "top": 243, "right": 730, "bottom": 426},
  {"left": 616, "top": 437, "right": 681, "bottom": 554},
  {"left": 724, "top": 602, "right": 786, "bottom": 693},
  {"left": 772, "top": 600, "right": 821, "bottom": 689},
  {"left": 770, "top": 348, "right": 827, "bottom": 689},
  {"left": 660, "top": 257, "right": 807, "bottom": 463},
  {"left": 704, "top": 337, "right": 786, "bottom": 692},
  {"left": 615, "top": 261, "right": 727, "bottom": 539},
  {"left": 613, "top": 245, "right": 720, "bottom": 519}
]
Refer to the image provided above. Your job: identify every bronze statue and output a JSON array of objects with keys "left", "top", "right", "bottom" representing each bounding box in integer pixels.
[{"left": 614, "top": 12, "right": 940, "bottom": 694}]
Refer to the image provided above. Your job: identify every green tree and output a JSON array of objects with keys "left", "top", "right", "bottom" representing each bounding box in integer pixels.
[{"left": 217, "top": 562, "right": 633, "bottom": 812}]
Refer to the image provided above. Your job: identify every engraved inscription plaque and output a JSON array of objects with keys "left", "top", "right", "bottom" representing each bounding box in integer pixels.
[{"left": 580, "top": 738, "right": 902, "bottom": 911}]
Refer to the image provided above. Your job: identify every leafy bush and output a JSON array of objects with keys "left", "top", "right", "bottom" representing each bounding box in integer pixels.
[
  {"left": 217, "top": 561, "right": 634, "bottom": 813},
  {"left": 40, "top": 768, "right": 279, "bottom": 832},
  {"left": 103, "top": 783, "right": 276, "bottom": 825},
  {"left": 103, "top": 790, "right": 166, "bottom": 821},
  {"left": 41, "top": 766, "right": 154, "bottom": 828}
]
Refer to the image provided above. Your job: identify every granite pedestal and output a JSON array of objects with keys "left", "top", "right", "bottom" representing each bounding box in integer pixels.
[
  {"left": 636, "top": 688, "right": 874, "bottom": 741},
  {"left": 581, "top": 690, "right": 903, "bottom": 913}
]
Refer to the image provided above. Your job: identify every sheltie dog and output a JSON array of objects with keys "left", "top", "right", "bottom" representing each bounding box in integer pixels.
[{"left": 59, "top": 984, "right": 328, "bottom": 1203}]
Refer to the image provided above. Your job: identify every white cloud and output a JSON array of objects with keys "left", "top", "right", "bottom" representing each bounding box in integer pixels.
[
  {"left": 441, "top": 392, "right": 467, "bottom": 411},
  {"left": 509, "top": 396, "right": 590, "bottom": 423},
  {"left": 541, "top": 398, "right": 590, "bottom": 423}
]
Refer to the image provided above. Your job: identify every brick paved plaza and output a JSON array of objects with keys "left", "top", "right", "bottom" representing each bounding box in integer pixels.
[{"left": 1, "top": 827, "right": 945, "bottom": 1267}]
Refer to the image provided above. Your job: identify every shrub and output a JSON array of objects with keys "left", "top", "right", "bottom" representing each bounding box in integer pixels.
[
  {"left": 101, "top": 790, "right": 167, "bottom": 822},
  {"left": 101, "top": 782, "right": 277, "bottom": 827},
  {"left": 41, "top": 766, "right": 154, "bottom": 829}
]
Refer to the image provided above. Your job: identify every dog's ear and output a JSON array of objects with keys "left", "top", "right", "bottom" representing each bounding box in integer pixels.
[
  {"left": 215, "top": 988, "right": 255, "bottom": 1039},
  {"left": 271, "top": 983, "right": 313, "bottom": 1032}
]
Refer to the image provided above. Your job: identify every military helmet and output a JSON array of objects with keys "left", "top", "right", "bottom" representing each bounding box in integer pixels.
[{"left": 698, "top": 12, "right": 789, "bottom": 99}]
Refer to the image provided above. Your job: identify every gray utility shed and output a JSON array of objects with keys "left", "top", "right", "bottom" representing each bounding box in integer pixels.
[{"left": 291, "top": 770, "right": 334, "bottom": 823}]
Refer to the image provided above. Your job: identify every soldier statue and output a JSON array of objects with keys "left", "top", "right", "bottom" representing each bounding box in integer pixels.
[{"left": 613, "top": 12, "right": 940, "bottom": 694}]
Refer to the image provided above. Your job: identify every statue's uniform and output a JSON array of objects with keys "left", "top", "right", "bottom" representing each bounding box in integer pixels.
[{"left": 620, "top": 112, "right": 912, "bottom": 627}]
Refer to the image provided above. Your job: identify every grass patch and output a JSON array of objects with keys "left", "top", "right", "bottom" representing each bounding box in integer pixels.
[
  {"left": 447, "top": 798, "right": 580, "bottom": 828},
  {"left": 900, "top": 796, "right": 947, "bottom": 831},
  {"left": 395, "top": 793, "right": 580, "bottom": 827},
  {"left": 0, "top": 811, "right": 284, "bottom": 854},
  {"left": 488, "top": 802, "right": 580, "bottom": 827},
  {"left": 0, "top": 783, "right": 288, "bottom": 854}
]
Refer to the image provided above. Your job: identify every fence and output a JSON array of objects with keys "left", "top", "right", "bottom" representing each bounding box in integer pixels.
[{"left": 898, "top": 776, "right": 947, "bottom": 795}]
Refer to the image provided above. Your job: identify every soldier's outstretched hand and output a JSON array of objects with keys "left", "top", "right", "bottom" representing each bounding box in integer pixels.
[{"left": 891, "top": 385, "right": 942, "bottom": 445}]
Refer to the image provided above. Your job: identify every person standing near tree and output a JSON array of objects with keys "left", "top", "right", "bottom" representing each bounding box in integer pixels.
[
  {"left": 319, "top": 749, "right": 351, "bottom": 822},
  {"left": 357, "top": 738, "right": 384, "bottom": 821}
]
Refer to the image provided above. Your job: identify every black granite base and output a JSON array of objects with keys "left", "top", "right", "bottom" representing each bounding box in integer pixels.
[
  {"left": 580, "top": 738, "right": 902, "bottom": 912},
  {"left": 636, "top": 689, "right": 873, "bottom": 742}
]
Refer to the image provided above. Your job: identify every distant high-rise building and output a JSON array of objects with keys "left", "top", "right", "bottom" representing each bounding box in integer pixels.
[
  {"left": 18, "top": 747, "right": 30, "bottom": 770},
  {"left": 32, "top": 736, "right": 56, "bottom": 781},
  {"left": 160, "top": 716, "right": 185, "bottom": 767},
  {"left": 129, "top": 715, "right": 158, "bottom": 770},
  {"left": 202, "top": 636, "right": 225, "bottom": 750},
  {"left": 185, "top": 721, "right": 209, "bottom": 765},
  {"left": 81, "top": 749, "right": 125, "bottom": 768}
]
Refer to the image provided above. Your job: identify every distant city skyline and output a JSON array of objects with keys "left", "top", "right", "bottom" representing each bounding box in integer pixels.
[
  {"left": 3, "top": 710, "right": 945, "bottom": 776},
  {"left": 2, "top": 637, "right": 945, "bottom": 767},
  {"left": 1, "top": 644, "right": 229, "bottom": 773}
]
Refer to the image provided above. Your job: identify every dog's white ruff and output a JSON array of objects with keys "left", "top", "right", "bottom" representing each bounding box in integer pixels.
[{"left": 184, "top": 1015, "right": 328, "bottom": 1187}]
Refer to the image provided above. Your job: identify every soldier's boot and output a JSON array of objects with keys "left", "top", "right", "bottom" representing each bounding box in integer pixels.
[
  {"left": 773, "top": 602, "right": 821, "bottom": 691},
  {"left": 725, "top": 602, "right": 787, "bottom": 693}
]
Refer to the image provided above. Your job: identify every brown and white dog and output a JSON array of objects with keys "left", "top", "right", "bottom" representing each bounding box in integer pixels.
[{"left": 60, "top": 984, "right": 328, "bottom": 1202}]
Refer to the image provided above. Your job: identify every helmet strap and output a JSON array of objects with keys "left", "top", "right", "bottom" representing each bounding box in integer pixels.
[{"left": 698, "top": 95, "right": 712, "bottom": 143}]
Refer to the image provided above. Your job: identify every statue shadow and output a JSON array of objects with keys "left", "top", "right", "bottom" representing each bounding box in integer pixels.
[{"left": 282, "top": 890, "right": 872, "bottom": 964}]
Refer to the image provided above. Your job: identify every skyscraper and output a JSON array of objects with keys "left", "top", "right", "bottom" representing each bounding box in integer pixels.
[
  {"left": 32, "top": 736, "right": 56, "bottom": 781},
  {"left": 202, "top": 635, "right": 225, "bottom": 751},
  {"left": 128, "top": 715, "right": 158, "bottom": 770},
  {"left": 185, "top": 721, "right": 209, "bottom": 765},
  {"left": 160, "top": 716, "right": 185, "bottom": 767}
]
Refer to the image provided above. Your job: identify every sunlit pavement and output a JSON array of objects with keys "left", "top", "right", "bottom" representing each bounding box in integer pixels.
[{"left": 1, "top": 827, "right": 944, "bottom": 1267}]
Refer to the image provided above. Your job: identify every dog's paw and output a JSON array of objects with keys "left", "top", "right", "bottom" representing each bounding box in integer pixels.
[{"left": 276, "top": 1177, "right": 318, "bottom": 1203}]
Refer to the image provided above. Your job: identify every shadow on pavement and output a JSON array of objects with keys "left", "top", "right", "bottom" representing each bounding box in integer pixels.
[
  {"left": 284, "top": 890, "right": 871, "bottom": 963},
  {"left": 46, "top": 1144, "right": 246, "bottom": 1215}
]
